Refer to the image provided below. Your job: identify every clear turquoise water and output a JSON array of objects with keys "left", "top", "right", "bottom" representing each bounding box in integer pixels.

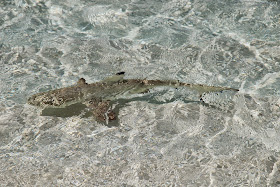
[{"left": 1, "top": 0, "right": 280, "bottom": 186}]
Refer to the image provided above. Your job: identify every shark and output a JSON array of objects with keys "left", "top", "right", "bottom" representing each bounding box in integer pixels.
[{"left": 28, "top": 72, "right": 239, "bottom": 123}]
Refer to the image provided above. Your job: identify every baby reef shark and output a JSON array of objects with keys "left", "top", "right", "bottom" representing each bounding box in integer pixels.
[{"left": 28, "top": 72, "right": 239, "bottom": 123}]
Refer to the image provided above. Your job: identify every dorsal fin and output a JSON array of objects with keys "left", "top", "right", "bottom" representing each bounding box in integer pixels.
[
  {"left": 101, "top": 72, "right": 125, "bottom": 84},
  {"left": 77, "top": 78, "right": 87, "bottom": 86},
  {"left": 116, "top": 71, "right": 125, "bottom": 75}
]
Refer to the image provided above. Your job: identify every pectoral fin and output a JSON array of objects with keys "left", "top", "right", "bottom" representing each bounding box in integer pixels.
[{"left": 84, "top": 98, "right": 116, "bottom": 123}]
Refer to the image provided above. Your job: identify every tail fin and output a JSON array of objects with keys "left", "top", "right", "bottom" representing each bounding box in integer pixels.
[
  {"left": 200, "top": 89, "right": 238, "bottom": 111},
  {"left": 182, "top": 83, "right": 239, "bottom": 95}
]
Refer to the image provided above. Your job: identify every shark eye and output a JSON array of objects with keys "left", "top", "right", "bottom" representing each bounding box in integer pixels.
[
  {"left": 43, "top": 98, "right": 53, "bottom": 105},
  {"left": 50, "top": 97, "right": 64, "bottom": 106},
  {"left": 52, "top": 97, "right": 60, "bottom": 104}
]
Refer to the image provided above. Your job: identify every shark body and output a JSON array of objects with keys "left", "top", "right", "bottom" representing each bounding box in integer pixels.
[{"left": 28, "top": 72, "right": 239, "bottom": 123}]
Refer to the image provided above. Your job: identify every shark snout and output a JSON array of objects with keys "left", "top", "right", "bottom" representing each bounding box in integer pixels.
[
  {"left": 28, "top": 93, "right": 50, "bottom": 107},
  {"left": 28, "top": 95, "right": 39, "bottom": 106},
  {"left": 27, "top": 92, "right": 66, "bottom": 107}
]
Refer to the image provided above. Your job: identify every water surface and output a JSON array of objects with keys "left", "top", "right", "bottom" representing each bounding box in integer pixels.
[{"left": 1, "top": 0, "right": 280, "bottom": 186}]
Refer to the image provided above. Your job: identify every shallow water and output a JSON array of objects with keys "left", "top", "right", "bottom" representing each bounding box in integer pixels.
[{"left": 1, "top": 0, "right": 280, "bottom": 186}]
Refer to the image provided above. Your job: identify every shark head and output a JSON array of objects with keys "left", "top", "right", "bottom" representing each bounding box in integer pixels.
[
  {"left": 28, "top": 79, "right": 88, "bottom": 108},
  {"left": 28, "top": 91, "right": 66, "bottom": 107}
]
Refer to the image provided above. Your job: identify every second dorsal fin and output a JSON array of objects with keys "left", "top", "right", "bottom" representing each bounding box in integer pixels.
[{"left": 101, "top": 72, "right": 125, "bottom": 84}]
